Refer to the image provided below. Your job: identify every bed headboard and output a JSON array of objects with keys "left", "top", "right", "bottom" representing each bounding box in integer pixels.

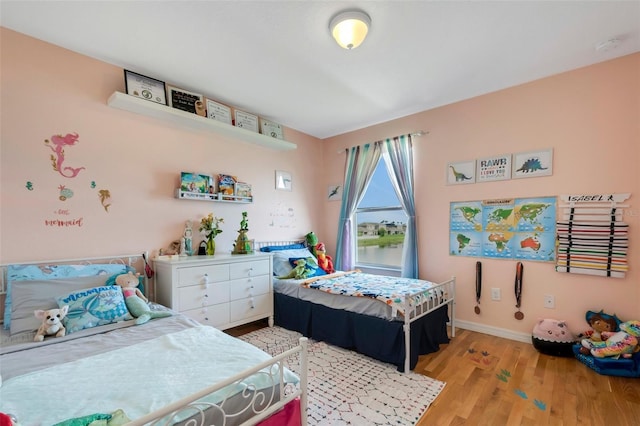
[{"left": 0, "top": 252, "right": 152, "bottom": 325}]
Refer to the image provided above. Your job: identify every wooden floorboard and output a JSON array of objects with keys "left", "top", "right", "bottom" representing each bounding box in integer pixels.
[{"left": 226, "top": 321, "right": 640, "bottom": 425}]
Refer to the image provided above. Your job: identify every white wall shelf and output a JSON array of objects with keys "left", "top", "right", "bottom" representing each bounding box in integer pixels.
[
  {"left": 107, "top": 92, "right": 297, "bottom": 151},
  {"left": 175, "top": 189, "right": 253, "bottom": 204}
]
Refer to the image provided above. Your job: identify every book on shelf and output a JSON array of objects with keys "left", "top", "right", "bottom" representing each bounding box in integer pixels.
[
  {"left": 234, "top": 182, "right": 252, "bottom": 199},
  {"left": 217, "top": 174, "right": 237, "bottom": 200}
]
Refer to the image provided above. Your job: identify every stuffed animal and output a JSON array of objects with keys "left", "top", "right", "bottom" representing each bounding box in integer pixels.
[
  {"left": 278, "top": 258, "right": 310, "bottom": 280},
  {"left": 582, "top": 320, "right": 640, "bottom": 359},
  {"left": 531, "top": 318, "right": 577, "bottom": 357},
  {"left": 34, "top": 305, "right": 69, "bottom": 342},
  {"left": 580, "top": 310, "right": 621, "bottom": 342},
  {"left": 315, "top": 242, "right": 335, "bottom": 274},
  {"left": 114, "top": 272, "right": 171, "bottom": 325},
  {"left": 305, "top": 232, "right": 318, "bottom": 257}
]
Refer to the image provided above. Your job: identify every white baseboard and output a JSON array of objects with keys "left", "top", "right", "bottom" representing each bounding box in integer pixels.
[{"left": 452, "top": 319, "right": 532, "bottom": 344}]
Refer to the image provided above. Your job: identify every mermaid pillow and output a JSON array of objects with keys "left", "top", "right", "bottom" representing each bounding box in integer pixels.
[{"left": 55, "top": 286, "right": 132, "bottom": 334}]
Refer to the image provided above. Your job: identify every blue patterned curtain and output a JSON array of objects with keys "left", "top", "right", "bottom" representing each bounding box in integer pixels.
[
  {"left": 335, "top": 142, "right": 382, "bottom": 271},
  {"left": 383, "top": 134, "right": 418, "bottom": 278}
]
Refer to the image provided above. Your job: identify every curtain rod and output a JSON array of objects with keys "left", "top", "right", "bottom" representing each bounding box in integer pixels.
[{"left": 337, "top": 130, "right": 428, "bottom": 154}]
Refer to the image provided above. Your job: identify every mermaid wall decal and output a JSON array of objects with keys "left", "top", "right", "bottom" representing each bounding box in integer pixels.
[{"left": 44, "top": 133, "right": 86, "bottom": 178}]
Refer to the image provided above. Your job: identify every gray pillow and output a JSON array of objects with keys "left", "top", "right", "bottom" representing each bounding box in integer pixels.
[{"left": 10, "top": 276, "right": 110, "bottom": 335}]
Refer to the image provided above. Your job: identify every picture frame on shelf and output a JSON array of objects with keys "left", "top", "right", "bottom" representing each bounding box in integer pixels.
[
  {"left": 512, "top": 148, "right": 553, "bottom": 179},
  {"left": 234, "top": 110, "right": 259, "bottom": 133},
  {"left": 260, "top": 118, "right": 284, "bottom": 140},
  {"left": 234, "top": 182, "right": 252, "bottom": 198},
  {"left": 205, "top": 98, "right": 232, "bottom": 125},
  {"left": 180, "top": 172, "right": 212, "bottom": 194},
  {"left": 447, "top": 160, "right": 476, "bottom": 185},
  {"left": 217, "top": 173, "right": 237, "bottom": 200},
  {"left": 476, "top": 154, "right": 511, "bottom": 183},
  {"left": 124, "top": 70, "right": 167, "bottom": 105},
  {"left": 167, "top": 86, "right": 206, "bottom": 117},
  {"left": 275, "top": 170, "right": 292, "bottom": 191}
]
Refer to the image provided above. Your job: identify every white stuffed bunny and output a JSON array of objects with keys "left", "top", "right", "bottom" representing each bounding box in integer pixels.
[{"left": 34, "top": 305, "right": 68, "bottom": 342}]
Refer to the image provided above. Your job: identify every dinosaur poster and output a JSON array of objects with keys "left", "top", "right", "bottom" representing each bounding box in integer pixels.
[{"left": 449, "top": 196, "right": 557, "bottom": 262}]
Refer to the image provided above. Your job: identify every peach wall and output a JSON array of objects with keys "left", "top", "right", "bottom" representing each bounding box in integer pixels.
[
  {"left": 322, "top": 54, "right": 639, "bottom": 338},
  {"left": 1, "top": 27, "right": 638, "bottom": 340},
  {"left": 0, "top": 28, "right": 324, "bottom": 264}
]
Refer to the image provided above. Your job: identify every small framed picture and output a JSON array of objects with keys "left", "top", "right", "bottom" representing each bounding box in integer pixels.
[
  {"left": 447, "top": 160, "right": 476, "bottom": 185},
  {"left": 124, "top": 70, "right": 167, "bottom": 105},
  {"left": 327, "top": 184, "right": 342, "bottom": 201},
  {"left": 234, "top": 110, "right": 259, "bottom": 132},
  {"left": 180, "top": 172, "right": 212, "bottom": 193},
  {"left": 512, "top": 149, "right": 553, "bottom": 179},
  {"left": 476, "top": 154, "right": 512, "bottom": 183},
  {"left": 235, "top": 182, "right": 252, "bottom": 198},
  {"left": 260, "top": 118, "right": 284, "bottom": 139},
  {"left": 167, "top": 86, "right": 206, "bottom": 117},
  {"left": 275, "top": 170, "right": 292, "bottom": 191},
  {"left": 206, "top": 98, "right": 232, "bottom": 125}
]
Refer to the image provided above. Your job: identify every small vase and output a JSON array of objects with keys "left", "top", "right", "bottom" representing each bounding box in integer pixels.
[{"left": 206, "top": 237, "right": 216, "bottom": 256}]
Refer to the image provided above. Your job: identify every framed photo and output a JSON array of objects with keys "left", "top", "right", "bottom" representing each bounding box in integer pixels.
[
  {"left": 447, "top": 160, "right": 476, "bottom": 185},
  {"left": 167, "top": 86, "right": 206, "bottom": 117},
  {"left": 180, "top": 172, "right": 211, "bottom": 193},
  {"left": 206, "top": 98, "right": 232, "bottom": 125},
  {"left": 234, "top": 110, "right": 259, "bottom": 132},
  {"left": 476, "top": 154, "right": 512, "bottom": 183},
  {"left": 512, "top": 149, "right": 553, "bottom": 179},
  {"left": 235, "top": 182, "right": 252, "bottom": 198},
  {"left": 260, "top": 118, "right": 284, "bottom": 139},
  {"left": 327, "top": 184, "right": 342, "bottom": 201},
  {"left": 124, "top": 70, "right": 167, "bottom": 105},
  {"left": 275, "top": 170, "right": 292, "bottom": 191}
]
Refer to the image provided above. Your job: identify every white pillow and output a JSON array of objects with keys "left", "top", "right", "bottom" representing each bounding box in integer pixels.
[{"left": 272, "top": 248, "right": 316, "bottom": 277}]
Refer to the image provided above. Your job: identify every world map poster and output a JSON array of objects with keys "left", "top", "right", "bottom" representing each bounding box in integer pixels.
[{"left": 450, "top": 196, "right": 557, "bottom": 262}]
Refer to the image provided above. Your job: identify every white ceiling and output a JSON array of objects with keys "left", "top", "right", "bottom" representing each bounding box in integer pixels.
[{"left": 2, "top": 1, "right": 639, "bottom": 139}]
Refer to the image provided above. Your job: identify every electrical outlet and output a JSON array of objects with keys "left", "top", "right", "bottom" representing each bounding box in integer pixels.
[
  {"left": 491, "top": 288, "right": 501, "bottom": 301},
  {"left": 544, "top": 294, "right": 555, "bottom": 309}
]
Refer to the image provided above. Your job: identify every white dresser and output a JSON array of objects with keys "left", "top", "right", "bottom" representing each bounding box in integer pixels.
[{"left": 154, "top": 253, "right": 273, "bottom": 330}]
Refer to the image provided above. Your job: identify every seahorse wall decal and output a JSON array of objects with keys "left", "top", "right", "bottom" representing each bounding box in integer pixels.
[
  {"left": 44, "top": 133, "right": 86, "bottom": 178},
  {"left": 449, "top": 165, "right": 472, "bottom": 182}
]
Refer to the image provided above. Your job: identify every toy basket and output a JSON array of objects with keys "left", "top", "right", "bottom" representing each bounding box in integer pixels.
[{"left": 573, "top": 344, "right": 640, "bottom": 378}]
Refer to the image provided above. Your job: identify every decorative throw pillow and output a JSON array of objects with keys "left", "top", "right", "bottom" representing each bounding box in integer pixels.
[
  {"left": 272, "top": 248, "right": 316, "bottom": 276},
  {"left": 55, "top": 286, "right": 132, "bottom": 334},
  {"left": 259, "top": 243, "right": 306, "bottom": 252},
  {"left": 288, "top": 257, "right": 327, "bottom": 278}
]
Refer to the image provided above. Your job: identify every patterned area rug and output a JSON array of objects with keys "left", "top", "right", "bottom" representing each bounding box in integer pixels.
[{"left": 238, "top": 326, "right": 445, "bottom": 425}]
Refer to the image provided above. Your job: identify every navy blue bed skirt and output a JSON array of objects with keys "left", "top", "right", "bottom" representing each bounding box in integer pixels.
[{"left": 274, "top": 292, "right": 450, "bottom": 371}]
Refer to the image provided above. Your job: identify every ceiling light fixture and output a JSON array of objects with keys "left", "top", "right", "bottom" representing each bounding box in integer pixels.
[{"left": 329, "top": 10, "right": 371, "bottom": 50}]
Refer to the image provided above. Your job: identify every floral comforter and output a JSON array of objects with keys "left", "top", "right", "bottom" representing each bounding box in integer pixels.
[{"left": 301, "top": 271, "right": 440, "bottom": 316}]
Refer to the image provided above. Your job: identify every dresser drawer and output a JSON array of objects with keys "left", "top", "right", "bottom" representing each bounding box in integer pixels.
[
  {"left": 178, "top": 282, "right": 229, "bottom": 311},
  {"left": 229, "top": 259, "right": 270, "bottom": 279},
  {"left": 181, "top": 305, "right": 229, "bottom": 328},
  {"left": 229, "top": 293, "right": 272, "bottom": 323},
  {"left": 178, "top": 264, "right": 230, "bottom": 287},
  {"left": 229, "top": 275, "right": 270, "bottom": 301}
]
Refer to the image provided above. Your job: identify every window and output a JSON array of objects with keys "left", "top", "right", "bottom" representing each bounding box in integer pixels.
[{"left": 355, "top": 158, "right": 407, "bottom": 269}]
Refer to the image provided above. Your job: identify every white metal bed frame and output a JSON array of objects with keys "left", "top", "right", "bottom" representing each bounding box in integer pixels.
[
  {"left": 258, "top": 239, "right": 456, "bottom": 372},
  {"left": 0, "top": 253, "right": 309, "bottom": 426}
]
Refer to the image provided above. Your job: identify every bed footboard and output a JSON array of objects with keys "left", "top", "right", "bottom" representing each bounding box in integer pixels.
[
  {"left": 402, "top": 277, "right": 456, "bottom": 372},
  {"left": 127, "top": 337, "right": 308, "bottom": 426}
]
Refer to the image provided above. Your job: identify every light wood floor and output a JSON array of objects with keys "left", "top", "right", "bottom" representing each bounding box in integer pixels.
[
  {"left": 416, "top": 328, "right": 640, "bottom": 426},
  {"left": 227, "top": 321, "right": 640, "bottom": 426}
]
